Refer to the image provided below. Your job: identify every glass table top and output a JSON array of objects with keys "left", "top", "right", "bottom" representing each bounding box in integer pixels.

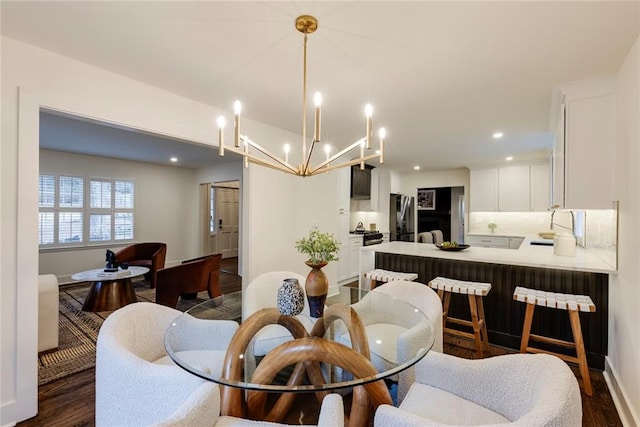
[{"left": 164, "top": 285, "right": 434, "bottom": 393}]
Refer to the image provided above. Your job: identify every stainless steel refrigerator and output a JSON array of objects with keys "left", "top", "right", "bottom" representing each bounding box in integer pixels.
[{"left": 389, "top": 193, "right": 415, "bottom": 241}]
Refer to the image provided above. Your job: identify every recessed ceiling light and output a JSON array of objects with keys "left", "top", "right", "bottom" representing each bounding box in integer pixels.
[
  {"left": 493, "top": 132, "right": 504, "bottom": 139},
  {"left": 170, "top": 157, "right": 178, "bottom": 162},
  {"left": 506, "top": 156, "right": 513, "bottom": 161},
  {"left": 414, "top": 166, "right": 420, "bottom": 171}
]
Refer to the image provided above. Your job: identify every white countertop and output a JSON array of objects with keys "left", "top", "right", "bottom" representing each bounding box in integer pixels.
[{"left": 361, "top": 238, "right": 616, "bottom": 274}]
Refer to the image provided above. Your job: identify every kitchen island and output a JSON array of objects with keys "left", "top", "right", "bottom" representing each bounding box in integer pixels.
[{"left": 359, "top": 240, "right": 615, "bottom": 369}]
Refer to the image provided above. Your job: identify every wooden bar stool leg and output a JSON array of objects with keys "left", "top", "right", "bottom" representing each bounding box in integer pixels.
[
  {"left": 569, "top": 310, "right": 593, "bottom": 396},
  {"left": 370, "top": 279, "right": 377, "bottom": 290},
  {"left": 442, "top": 291, "right": 451, "bottom": 329},
  {"left": 476, "top": 295, "right": 490, "bottom": 353},
  {"left": 520, "top": 303, "right": 535, "bottom": 353},
  {"left": 468, "top": 294, "right": 483, "bottom": 358}
]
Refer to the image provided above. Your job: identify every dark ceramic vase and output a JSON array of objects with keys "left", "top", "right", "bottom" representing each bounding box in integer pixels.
[{"left": 304, "top": 260, "right": 328, "bottom": 318}]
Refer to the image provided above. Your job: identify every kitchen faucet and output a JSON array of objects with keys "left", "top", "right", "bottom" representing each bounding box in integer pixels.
[{"left": 549, "top": 209, "right": 576, "bottom": 236}]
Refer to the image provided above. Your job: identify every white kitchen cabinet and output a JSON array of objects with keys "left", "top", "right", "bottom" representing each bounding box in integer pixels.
[
  {"left": 498, "top": 166, "right": 530, "bottom": 212},
  {"left": 551, "top": 76, "right": 616, "bottom": 209},
  {"left": 348, "top": 236, "right": 363, "bottom": 278},
  {"left": 466, "top": 234, "right": 524, "bottom": 249},
  {"left": 530, "top": 164, "right": 551, "bottom": 212},
  {"left": 470, "top": 169, "right": 498, "bottom": 212},
  {"left": 471, "top": 165, "right": 549, "bottom": 212},
  {"left": 466, "top": 235, "right": 509, "bottom": 248}
]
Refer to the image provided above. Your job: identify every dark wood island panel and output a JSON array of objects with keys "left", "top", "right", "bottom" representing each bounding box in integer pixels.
[{"left": 375, "top": 252, "right": 608, "bottom": 369}]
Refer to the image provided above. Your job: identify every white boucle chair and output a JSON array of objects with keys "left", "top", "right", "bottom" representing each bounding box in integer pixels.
[
  {"left": 38, "top": 274, "right": 59, "bottom": 352},
  {"left": 96, "top": 302, "right": 238, "bottom": 427},
  {"left": 374, "top": 351, "right": 582, "bottom": 427},
  {"left": 338, "top": 280, "right": 441, "bottom": 404},
  {"left": 372, "top": 280, "right": 443, "bottom": 403}
]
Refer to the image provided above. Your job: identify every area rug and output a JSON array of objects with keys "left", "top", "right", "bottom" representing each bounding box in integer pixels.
[{"left": 38, "top": 279, "right": 242, "bottom": 386}]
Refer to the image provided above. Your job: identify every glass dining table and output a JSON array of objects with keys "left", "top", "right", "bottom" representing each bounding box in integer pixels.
[{"left": 164, "top": 285, "right": 434, "bottom": 426}]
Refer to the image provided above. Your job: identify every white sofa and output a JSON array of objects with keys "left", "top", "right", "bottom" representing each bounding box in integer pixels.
[{"left": 38, "top": 274, "right": 59, "bottom": 352}]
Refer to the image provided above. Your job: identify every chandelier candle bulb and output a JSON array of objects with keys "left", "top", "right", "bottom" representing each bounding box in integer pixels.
[
  {"left": 324, "top": 144, "right": 331, "bottom": 161},
  {"left": 284, "top": 144, "right": 290, "bottom": 164},
  {"left": 233, "top": 101, "right": 242, "bottom": 147},
  {"left": 216, "top": 116, "right": 226, "bottom": 156}
]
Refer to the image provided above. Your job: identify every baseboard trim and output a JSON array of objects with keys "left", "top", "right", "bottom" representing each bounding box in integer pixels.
[{"left": 604, "top": 356, "right": 639, "bottom": 427}]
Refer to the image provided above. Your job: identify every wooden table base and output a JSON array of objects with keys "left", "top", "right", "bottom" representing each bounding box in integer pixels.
[
  {"left": 219, "top": 305, "right": 392, "bottom": 427},
  {"left": 82, "top": 279, "right": 138, "bottom": 312}
]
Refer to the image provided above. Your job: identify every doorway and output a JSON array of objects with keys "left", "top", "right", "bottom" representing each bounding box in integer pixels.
[{"left": 202, "top": 181, "right": 240, "bottom": 259}]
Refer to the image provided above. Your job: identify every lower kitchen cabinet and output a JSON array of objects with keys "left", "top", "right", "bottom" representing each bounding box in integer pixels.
[
  {"left": 349, "top": 236, "right": 362, "bottom": 279},
  {"left": 466, "top": 235, "right": 524, "bottom": 249},
  {"left": 466, "top": 235, "right": 509, "bottom": 249}
]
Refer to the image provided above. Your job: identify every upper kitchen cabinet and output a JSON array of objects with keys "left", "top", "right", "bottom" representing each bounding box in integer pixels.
[
  {"left": 530, "top": 164, "right": 551, "bottom": 212},
  {"left": 470, "top": 164, "right": 549, "bottom": 212},
  {"left": 550, "top": 75, "right": 616, "bottom": 209},
  {"left": 470, "top": 168, "right": 498, "bottom": 211},
  {"left": 498, "top": 166, "right": 530, "bottom": 211}
]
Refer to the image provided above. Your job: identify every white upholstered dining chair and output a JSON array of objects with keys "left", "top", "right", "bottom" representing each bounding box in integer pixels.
[
  {"left": 95, "top": 302, "right": 238, "bottom": 426},
  {"left": 374, "top": 351, "right": 582, "bottom": 426}
]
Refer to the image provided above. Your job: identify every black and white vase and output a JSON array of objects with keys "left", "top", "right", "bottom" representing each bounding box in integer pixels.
[{"left": 276, "top": 278, "right": 305, "bottom": 316}]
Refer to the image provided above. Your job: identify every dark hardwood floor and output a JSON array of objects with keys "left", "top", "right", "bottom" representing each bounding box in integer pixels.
[{"left": 19, "top": 261, "right": 622, "bottom": 426}]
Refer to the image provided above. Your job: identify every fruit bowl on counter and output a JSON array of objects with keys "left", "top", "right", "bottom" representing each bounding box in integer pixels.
[{"left": 435, "top": 241, "right": 470, "bottom": 252}]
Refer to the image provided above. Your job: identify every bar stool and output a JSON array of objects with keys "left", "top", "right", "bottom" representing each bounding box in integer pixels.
[
  {"left": 513, "top": 286, "right": 595, "bottom": 396},
  {"left": 428, "top": 277, "right": 491, "bottom": 357},
  {"left": 364, "top": 269, "right": 418, "bottom": 290}
]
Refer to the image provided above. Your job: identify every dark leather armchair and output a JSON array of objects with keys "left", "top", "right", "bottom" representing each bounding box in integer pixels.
[
  {"left": 115, "top": 243, "right": 167, "bottom": 289},
  {"left": 155, "top": 254, "right": 222, "bottom": 308}
]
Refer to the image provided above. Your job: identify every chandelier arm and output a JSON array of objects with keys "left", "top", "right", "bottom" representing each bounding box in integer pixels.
[
  {"left": 222, "top": 145, "right": 298, "bottom": 175},
  {"left": 303, "top": 139, "right": 317, "bottom": 175},
  {"left": 309, "top": 138, "right": 365, "bottom": 171},
  {"left": 308, "top": 154, "right": 381, "bottom": 176},
  {"left": 241, "top": 136, "right": 299, "bottom": 173}
]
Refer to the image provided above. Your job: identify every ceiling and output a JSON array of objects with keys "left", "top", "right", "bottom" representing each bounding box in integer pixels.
[{"left": 3, "top": 1, "right": 639, "bottom": 172}]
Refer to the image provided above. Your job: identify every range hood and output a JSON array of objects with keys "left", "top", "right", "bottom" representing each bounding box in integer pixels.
[{"left": 350, "top": 165, "right": 373, "bottom": 199}]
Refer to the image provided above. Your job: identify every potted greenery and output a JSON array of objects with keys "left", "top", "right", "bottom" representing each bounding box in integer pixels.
[{"left": 295, "top": 227, "right": 340, "bottom": 317}]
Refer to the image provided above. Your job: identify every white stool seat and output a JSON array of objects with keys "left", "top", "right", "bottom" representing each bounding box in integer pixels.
[
  {"left": 365, "top": 269, "right": 418, "bottom": 283},
  {"left": 513, "top": 286, "right": 595, "bottom": 312},
  {"left": 428, "top": 277, "right": 491, "bottom": 296}
]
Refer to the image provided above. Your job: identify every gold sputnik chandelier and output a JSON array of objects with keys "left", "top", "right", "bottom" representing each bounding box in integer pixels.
[{"left": 216, "top": 15, "right": 386, "bottom": 177}]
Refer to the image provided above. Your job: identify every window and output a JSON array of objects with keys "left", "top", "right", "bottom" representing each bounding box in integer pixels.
[{"left": 39, "top": 174, "right": 135, "bottom": 248}]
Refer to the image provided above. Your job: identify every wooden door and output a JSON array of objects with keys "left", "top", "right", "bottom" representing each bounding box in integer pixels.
[{"left": 216, "top": 187, "right": 239, "bottom": 259}]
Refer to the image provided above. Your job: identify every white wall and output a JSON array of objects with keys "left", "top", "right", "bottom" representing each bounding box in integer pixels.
[
  {"left": 39, "top": 149, "right": 200, "bottom": 282},
  {"left": 609, "top": 33, "right": 640, "bottom": 426},
  {"left": 1, "top": 35, "right": 339, "bottom": 424},
  {"left": 195, "top": 161, "right": 242, "bottom": 185}
]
